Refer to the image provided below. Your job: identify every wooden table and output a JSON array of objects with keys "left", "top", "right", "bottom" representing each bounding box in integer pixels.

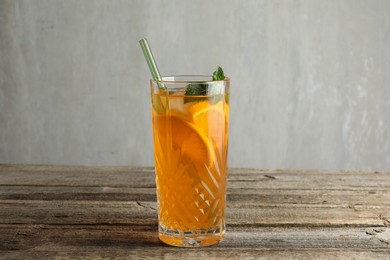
[{"left": 1, "top": 164, "right": 389, "bottom": 259}]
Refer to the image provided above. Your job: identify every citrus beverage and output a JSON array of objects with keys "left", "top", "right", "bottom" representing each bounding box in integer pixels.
[{"left": 150, "top": 76, "right": 229, "bottom": 247}]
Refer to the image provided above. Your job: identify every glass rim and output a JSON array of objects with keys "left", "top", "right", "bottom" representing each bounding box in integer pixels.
[{"left": 151, "top": 75, "right": 230, "bottom": 84}]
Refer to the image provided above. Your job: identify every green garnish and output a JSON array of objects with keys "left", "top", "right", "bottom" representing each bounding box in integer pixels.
[
  {"left": 185, "top": 83, "right": 208, "bottom": 96},
  {"left": 212, "top": 66, "right": 225, "bottom": 81},
  {"left": 184, "top": 66, "right": 226, "bottom": 104}
]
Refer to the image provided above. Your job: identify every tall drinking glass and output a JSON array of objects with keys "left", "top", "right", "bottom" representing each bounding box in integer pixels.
[{"left": 150, "top": 76, "right": 230, "bottom": 247}]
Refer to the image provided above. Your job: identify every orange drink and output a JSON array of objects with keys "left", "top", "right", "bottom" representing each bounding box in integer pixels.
[{"left": 150, "top": 76, "right": 230, "bottom": 247}]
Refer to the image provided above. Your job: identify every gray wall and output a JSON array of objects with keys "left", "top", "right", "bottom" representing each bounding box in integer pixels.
[{"left": 1, "top": 0, "right": 389, "bottom": 170}]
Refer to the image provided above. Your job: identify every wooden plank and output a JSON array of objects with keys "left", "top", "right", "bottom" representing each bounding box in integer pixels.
[
  {"left": 0, "top": 186, "right": 158, "bottom": 201},
  {"left": 2, "top": 164, "right": 387, "bottom": 175},
  {"left": 0, "top": 200, "right": 388, "bottom": 227},
  {"left": 1, "top": 225, "right": 390, "bottom": 249},
  {"left": 0, "top": 165, "right": 156, "bottom": 188},
  {"left": 1, "top": 186, "right": 389, "bottom": 207},
  {"left": 2, "top": 249, "right": 390, "bottom": 259},
  {"left": 1, "top": 225, "right": 389, "bottom": 252},
  {"left": 0, "top": 165, "right": 389, "bottom": 191},
  {"left": 0, "top": 200, "right": 157, "bottom": 225}
]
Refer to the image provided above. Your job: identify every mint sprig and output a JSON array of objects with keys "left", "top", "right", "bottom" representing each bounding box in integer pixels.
[{"left": 184, "top": 66, "right": 226, "bottom": 104}]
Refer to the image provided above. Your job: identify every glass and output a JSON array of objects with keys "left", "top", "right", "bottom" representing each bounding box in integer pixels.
[{"left": 150, "top": 75, "right": 230, "bottom": 247}]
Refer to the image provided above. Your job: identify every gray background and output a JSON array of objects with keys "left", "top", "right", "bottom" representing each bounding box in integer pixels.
[{"left": 1, "top": 0, "right": 389, "bottom": 170}]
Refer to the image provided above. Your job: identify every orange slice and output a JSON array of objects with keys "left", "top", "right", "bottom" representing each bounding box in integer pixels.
[
  {"left": 188, "top": 100, "right": 227, "bottom": 151},
  {"left": 153, "top": 115, "right": 215, "bottom": 166}
]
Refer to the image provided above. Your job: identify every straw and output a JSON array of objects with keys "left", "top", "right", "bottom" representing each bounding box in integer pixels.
[{"left": 139, "top": 38, "right": 166, "bottom": 90}]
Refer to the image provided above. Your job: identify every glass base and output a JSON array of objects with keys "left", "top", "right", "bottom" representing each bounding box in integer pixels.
[{"left": 158, "top": 224, "right": 225, "bottom": 247}]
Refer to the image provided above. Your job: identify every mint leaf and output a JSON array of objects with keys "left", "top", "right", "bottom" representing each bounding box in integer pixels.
[
  {"left": 212, "top": 66, "right": 225, "bottom": 81},
  {"left": 184, "top": 83, "right": 208, "bottom": 103},
  {"left": 185, "top": 83, "right": 208, "bottom": 96},
  {"left": 184, "top": 66, "right": 226, "bottom": 104}
]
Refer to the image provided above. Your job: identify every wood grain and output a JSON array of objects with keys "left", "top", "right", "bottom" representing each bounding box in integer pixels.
[{"left": 1, "top": 164, "right": 389, "bottom": 259}]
